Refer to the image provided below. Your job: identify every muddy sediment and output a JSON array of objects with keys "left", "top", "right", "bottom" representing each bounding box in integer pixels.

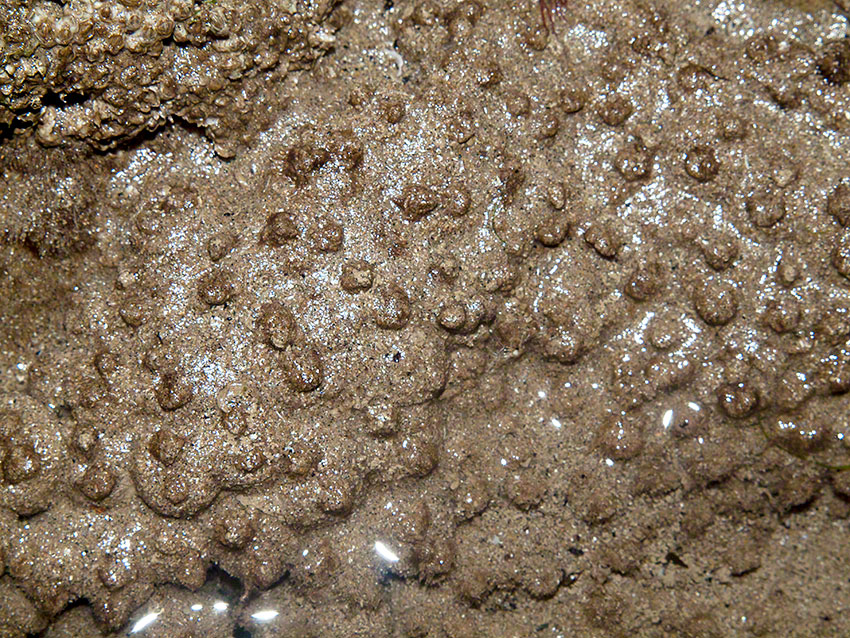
[{"left": 1, "top": 0, "right": 850, "bottom": 636}]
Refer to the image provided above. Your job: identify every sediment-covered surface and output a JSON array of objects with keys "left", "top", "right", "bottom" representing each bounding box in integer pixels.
[
  {"left": 1, "top": 0, "right": 850, "bottom": 636},
  {"left": 0, "top": 0, "right": 341, "bottom": 155}
]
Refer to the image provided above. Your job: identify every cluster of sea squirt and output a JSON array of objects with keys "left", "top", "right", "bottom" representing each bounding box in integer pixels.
[{"left": 1, "top": 0, "right": 850, "bottom": 636}]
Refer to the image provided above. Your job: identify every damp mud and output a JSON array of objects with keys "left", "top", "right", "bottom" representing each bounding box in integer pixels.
[{"left": 1, "top": 0, "right": 850, "bottom": 636}]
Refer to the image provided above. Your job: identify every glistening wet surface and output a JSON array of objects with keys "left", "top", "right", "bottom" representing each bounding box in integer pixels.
[{"left": 1, "top": 0, "right": 850, "bottom": 636}]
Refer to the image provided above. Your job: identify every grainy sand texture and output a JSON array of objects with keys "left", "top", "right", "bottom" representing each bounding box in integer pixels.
[{"left": 1, "top": 0, "right": 850, "bottom": 636}]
